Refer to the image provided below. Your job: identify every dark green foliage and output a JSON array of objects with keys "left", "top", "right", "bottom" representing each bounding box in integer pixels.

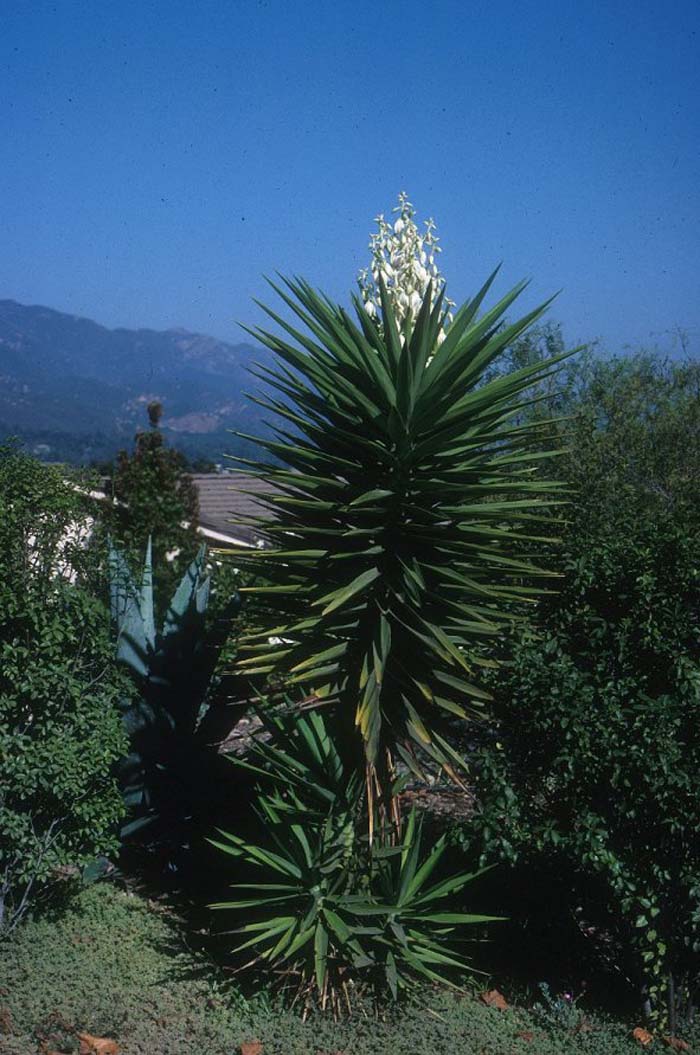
[
  {"left": 467, "top": 353, "right": 700, "bottom": 1023},
  {"left": 473, "top": 512, "right": 700, "bottom": 1007},
  {"left": 109, "top": 537, "right": 240, "bottom": 853},
  {"left": 229, "top": 274, "right": 571, "bottom": 795},
  {"left": 0, "top": 447, "right": 128, "bottom": 936},
  {"left": 211, "top": 709, "right": 495, "bottom": 1006}
]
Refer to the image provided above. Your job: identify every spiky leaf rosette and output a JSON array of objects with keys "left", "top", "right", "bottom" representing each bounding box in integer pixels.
[{"left": 230, "top": 270, "right": 571, "bottom": 786}]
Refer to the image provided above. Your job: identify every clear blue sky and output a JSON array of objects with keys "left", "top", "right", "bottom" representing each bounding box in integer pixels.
[{"left": 2, "top": 0, "right": 698, "bottom": 355}]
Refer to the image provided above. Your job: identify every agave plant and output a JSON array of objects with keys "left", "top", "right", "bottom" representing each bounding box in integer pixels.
[
  {"left": 109, "top": 538, "right": 239, "bottom": 844},
  {"left": 210, "top": 709, "right": 494, "bottom": 1007},
  {"left": 228, "top": 270, "right": 571, "bottom": 802}
]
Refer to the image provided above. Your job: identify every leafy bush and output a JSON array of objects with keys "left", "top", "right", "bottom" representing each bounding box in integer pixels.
[
  {"left": 444, "top": 346, "right": 700, "bottom": 1023},
  {"left": 559, "top": 352, "right": 700, "bottom": 522},
  {"left": 470, "top": 501, "right": 700, "bottom": 1024},
  {"left": 495, "top": 341, "right": 700, "bottom": 524},
  {"left": 0, "top": 447, "right": 129, "bottom": 936}
]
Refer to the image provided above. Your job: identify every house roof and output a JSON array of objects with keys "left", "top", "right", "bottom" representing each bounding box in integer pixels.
[{"left": 191, "top": 472, "right": 277, "bottom": 546}]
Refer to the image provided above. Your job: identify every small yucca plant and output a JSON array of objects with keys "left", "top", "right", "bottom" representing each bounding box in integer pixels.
[
  {"left": 210, "top": 709, "right": 495, "bottom": 1009},
  {"left": 229, "top": 267, "right": 571, "bottom": 805}
]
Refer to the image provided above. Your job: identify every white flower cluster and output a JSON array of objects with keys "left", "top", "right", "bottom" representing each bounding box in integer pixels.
[{"left": 358, "top": 191, "right": 454, "bottom": 343}]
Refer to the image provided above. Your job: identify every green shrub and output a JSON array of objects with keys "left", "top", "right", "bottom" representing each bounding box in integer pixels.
[
  {"left": 0, "top": 447, "right": 129, "bottom": 936},
  {"left": 470, "top": 504, "right": 700, "bottom": 1024}
]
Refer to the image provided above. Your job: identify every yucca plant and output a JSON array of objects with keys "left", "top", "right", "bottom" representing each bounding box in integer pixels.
[
  {"left": 227, "top": 269, "right": 571, "bottom": 805},
  {"left": 210, "top": 709, "right": 494, "bottom": 1009},
  {"left": 229, "top": 703, "right": 365, "bottom": 823},
  {"left": 349, "top": 809, "right": 495, "bottom": 998}
]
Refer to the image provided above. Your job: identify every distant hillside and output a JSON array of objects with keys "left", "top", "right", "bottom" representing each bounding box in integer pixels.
[{"left": 0, "top": 299, "right": 270, "bottom": 464}]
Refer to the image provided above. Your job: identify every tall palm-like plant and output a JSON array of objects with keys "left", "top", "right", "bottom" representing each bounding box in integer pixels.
[{"left": 230, "top": 270, "right": 571, "bottom": 805}]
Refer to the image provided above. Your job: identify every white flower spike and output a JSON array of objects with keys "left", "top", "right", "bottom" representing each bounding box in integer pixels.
[{"left": 358, "top": 191, "right": 454, "bottom": 347}]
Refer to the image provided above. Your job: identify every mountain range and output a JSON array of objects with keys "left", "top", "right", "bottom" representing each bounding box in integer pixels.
[{"left": 0, "top": 299, "right": 270, "bottom": 465}]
